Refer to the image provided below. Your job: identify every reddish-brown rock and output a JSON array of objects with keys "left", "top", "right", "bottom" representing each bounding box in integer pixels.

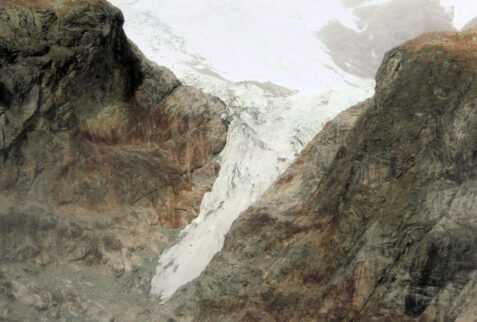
[{"left": 0, "top": 1, "right": 227, "bottom": 320}]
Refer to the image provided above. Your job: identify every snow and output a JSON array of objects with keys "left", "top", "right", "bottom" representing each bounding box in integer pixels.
[{"left": 108, "top": 0, "right": 475, "bottom": 303}]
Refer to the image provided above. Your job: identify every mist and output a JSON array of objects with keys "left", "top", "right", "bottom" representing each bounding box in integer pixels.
[{"left": 318, "top": 0, "right": 455, "bottom": 78}]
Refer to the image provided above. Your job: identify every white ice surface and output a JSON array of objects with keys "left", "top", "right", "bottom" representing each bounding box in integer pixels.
[{"left": 108, "top": 0, "right": 474, "bottom": 303}]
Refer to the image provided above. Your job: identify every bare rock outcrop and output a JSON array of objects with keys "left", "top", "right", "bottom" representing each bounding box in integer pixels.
[
  {"left": 160, "top": 27, "right": 477, "bottom": 322},
  {"left": 0, "top": 0, "right": 227, "bottom": 320}
]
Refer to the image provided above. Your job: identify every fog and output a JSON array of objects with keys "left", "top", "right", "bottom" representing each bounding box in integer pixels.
[{"left": 318, "top": 0, "right": 455, "bottom": 78}]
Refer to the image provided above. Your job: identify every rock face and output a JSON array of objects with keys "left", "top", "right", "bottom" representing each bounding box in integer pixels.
[
  {"left": 0, "top": 0, "right": 227, "bottom": 320},
  {"left": 160, "top": 29, "right": 477, "bottom": 321}
]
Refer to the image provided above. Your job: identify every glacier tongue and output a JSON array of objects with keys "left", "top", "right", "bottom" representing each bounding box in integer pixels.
[
  {"left": 109, "top": 0, "right": 374, "bottom": 303},
  {"left": 150, "top": 77, "right": 373, "bottom": 302}
]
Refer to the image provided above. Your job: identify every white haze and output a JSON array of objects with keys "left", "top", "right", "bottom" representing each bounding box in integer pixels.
[
  {"left": 441, "top": 0, "right": 477, "bottom": 28},
  {"left": 109, "top": 0, "right": 475, "bottom": 303}
]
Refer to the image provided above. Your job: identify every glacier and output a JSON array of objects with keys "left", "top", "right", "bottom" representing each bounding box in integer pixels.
[
  {"left": 149, "top": 84, "right": 372, "bottom": 302},
  {"left": 109, "top": 0, "right": 470, "bottom": 302}
]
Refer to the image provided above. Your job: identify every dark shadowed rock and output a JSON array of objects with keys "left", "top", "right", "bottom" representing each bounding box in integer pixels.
[{"left": 0, "top": 0, "right": 227, "bottom": 320}]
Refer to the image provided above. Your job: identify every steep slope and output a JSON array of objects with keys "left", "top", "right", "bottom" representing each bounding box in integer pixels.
[
  {"left": 160, "top": 28, "right": 477, "bottom": 321},
  {"left": 0, "top": 0, "right": 227, "bottom": 320}
]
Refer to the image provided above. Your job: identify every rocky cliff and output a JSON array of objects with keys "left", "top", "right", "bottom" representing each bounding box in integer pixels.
[
  {"left": 0, "top": 0, "right": 227, "bottom": 320},
  {"left": 159, "top": 28, "right": 477, "bottom": 321}
]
